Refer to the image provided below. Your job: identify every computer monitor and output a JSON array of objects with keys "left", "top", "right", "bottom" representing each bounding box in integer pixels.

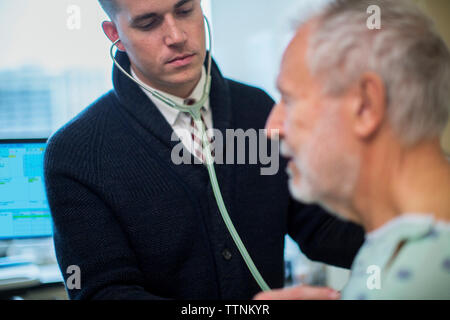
[{"left": 0, "top": 139, "right": 52, "bottom": 240}]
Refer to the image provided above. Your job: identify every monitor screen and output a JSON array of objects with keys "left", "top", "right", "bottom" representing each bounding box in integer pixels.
[{"left": 0, "top": 139, "right": 52, "bottom": 239}]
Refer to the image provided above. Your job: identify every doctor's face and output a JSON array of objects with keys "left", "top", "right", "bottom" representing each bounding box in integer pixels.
[
  {"left": 104, "top": 0, "right": 206, "bottom": 96},
  {"left": 267, "top": 24, "right": 360, "bottom": 216}
]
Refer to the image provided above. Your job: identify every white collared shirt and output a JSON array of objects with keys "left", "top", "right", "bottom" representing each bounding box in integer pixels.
[{"left": 131, "top": 67, "right": 213, "bottom": 160}]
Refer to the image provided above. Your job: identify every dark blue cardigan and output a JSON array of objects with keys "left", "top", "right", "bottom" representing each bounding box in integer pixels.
[{"left": 44, "top": 51, "right": 364, "bottom": 300}]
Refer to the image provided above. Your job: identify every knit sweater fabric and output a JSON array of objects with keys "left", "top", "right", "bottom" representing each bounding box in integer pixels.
[{"left": 44, "top": 51, "right": 365, "bottom": 300}]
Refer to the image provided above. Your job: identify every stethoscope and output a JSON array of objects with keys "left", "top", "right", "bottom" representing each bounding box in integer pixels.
[{"left": 110, "top": 16, "right": 270, "bottom": 292}]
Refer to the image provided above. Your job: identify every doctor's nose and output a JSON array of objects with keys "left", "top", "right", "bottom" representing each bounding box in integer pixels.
[
  {"left": 164, "top": 17, "right": 187, "bottom": 47},
  {"left": 265, "top": 101, "right": 286, "bottom": 140}
]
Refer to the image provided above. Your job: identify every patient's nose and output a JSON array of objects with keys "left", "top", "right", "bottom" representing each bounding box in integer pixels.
[{"left": 265, "top": 102, "right": 286, "bottom": 140}]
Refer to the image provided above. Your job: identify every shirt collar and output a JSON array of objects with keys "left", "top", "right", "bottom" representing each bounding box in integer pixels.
[
  {"left": 131, "top": 66, "right": 209, "bottom": 126},
  {"left": 365, "top": 213, "right": 435, "bottom": 243}
]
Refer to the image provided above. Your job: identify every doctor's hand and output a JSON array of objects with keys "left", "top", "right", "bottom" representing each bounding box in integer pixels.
[{"left": 253, "top": 285, "right": 341, "bottom": 300}]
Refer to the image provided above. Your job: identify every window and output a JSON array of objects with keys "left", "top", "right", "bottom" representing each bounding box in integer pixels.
[{"left": 0, "top": 0, "right": 112, "bottom": 139}]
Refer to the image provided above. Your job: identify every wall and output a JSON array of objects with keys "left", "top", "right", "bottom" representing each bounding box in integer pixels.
[{"left": 413, "top": 0, "right": 450, "bottom": 153}]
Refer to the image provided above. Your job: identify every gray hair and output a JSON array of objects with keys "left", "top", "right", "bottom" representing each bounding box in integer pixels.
[{"left": 306, "top": 0, "right": 450, "bottom": 145}]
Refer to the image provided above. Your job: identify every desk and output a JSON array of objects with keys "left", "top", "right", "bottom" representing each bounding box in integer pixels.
[
  {"left": 0, "top": 263, "right": 67, "bottom": 300},
  {"left": 0, "top": 281, "right": 67, "bottom": 300}
]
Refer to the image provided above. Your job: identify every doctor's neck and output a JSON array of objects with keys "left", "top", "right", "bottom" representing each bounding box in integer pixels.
[{"left": 131, "top": 65, "right": 202, "bottom": 99}]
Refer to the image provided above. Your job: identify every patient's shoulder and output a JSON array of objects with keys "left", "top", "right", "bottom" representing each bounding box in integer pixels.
[{"left": 380, "top": 224, "right": 450, "bottom": 299}]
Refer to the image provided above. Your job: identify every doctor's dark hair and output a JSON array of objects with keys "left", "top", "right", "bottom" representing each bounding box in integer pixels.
[
  {"left": 304, "top": 0, "right": 450, "bottom": 146},
  {"left": 98, "top": 0, "right": 120, "bottom": 20}
]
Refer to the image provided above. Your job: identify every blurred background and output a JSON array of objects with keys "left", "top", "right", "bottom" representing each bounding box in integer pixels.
[{"left": 0, "top": 0, "right": 449, "bottom": 299}]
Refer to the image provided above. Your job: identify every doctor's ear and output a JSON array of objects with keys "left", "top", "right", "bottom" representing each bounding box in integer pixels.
[{"left": 102, "top": 21, "right": 125, "bottom": 51}]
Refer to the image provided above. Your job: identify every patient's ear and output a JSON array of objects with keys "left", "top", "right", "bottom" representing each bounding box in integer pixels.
[{"left": 350, "top": 72, "right": 386, "bottom": 140}]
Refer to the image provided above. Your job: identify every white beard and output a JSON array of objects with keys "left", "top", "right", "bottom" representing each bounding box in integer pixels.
[
  {"left": 281, "top": 109, "right": 360, "bottom": 216},
  {"left": 285, "top": 152, "right": 317, "bottom": 204}
]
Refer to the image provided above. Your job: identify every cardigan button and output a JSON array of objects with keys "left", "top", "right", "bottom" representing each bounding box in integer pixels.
[{"left": 222, "top": 248, "right": 232, "bottom": 261}]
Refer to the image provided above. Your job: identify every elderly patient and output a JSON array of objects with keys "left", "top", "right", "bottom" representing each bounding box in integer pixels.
[{"left": 265, "top": 0, "right": 450, "bottom": 299}]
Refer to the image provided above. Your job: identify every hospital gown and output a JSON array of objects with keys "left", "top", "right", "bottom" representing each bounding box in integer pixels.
[{"left": 341, "top": 214, "right": 450, "bottom": 300}]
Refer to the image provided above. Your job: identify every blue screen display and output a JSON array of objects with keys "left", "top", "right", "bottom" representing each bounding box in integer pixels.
[{"left": 0, "top": 142, "right": 52, "bottom": 239}]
